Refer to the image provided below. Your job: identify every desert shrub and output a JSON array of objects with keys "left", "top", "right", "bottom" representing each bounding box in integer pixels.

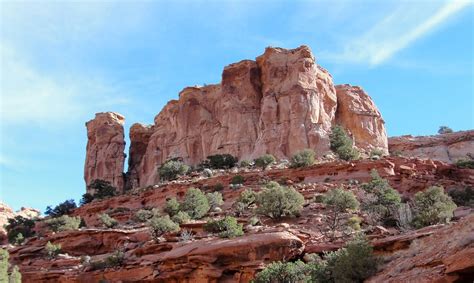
[
  {"left": 206, "top": 192, "right": 224, "bottom": 211},
  {"left": 12, "top": 233, "right": 24, "bottom": 245},
  {"left": 164, "top": 197, "right": 181, "bottom": 217},
  {"left": 253, "top": 260, "right": 309, "bottom": 283},
  {"left": 179, "top": 229, "right": 194, "bottom": 242},
  {"left": 45, "top": 199, "right": 77, "bottom": 217},
  {"left": 171, "top": 211, "right": 191, "bottom": 224},
  {"left": 255, "top": 154, "right": 276, "bottom": 170},
  {"left": 105, "top": 250, "right": 124, "bottom": 267},
  {"left": 238, "top": 189, "right": 257, "bottom": 207},
  {"left": 323, "top": 234, "right": 379, "bottom": 282},
  {"left": 248, "top": 216, "right": 260, "bottom": 226},
  {"left": 80, "top": 193, "right": 94, "bottom": 205},
  {"left": 411, "top": 186, "right": 457, "bottom": 228},
  {"left": 330, "top": 125, "right": 360, "bottom": 161},
  {"left": 134, "top": 209, "right": 155, "bottom": 222},
  {"left": 231, "top": 175, "right": 245, "bottom": 185},
  {"left": 240, "top": 160, "right": 252, "bottom": 168},
  {"left": 323, "top": 188, "right": 359, "bottom": 237},
  {"left": 455, "top": 158, "right": 474, "bottom": 169},
  {"left": 45, "top": 241, "right": 62, "bottom": 259},
  {"left": 5, "top": 216, "right": 35, "bottom": 244},
  {"left": 9, "top": 265, "right": 21, "bottom": 283},
  {"left": 361, "top": 170, "right": 401, "bottom": 225},
  {"left": 98, "top": 213, "right": 118, "bottom": 228},
  {"left": 148, "top": 215, "right": 180, "bottom": 240},
  {"left": 159, "top": 160, "right": 189, "bottom": 181},
  {"left": 87, "top": 179, "right": 117, "bottom": 200},
  {"left": 0, "top": 249, "right": 8, "bottom": 281},
  {"left": 45, "top": 215, "right": 81, "bottom": 232},
  {"left": 204, "top": 216, "right": 243, "bottom": 238},
  {"left": 290, "top": 149, "right": 315, "bottom": 168},
  {"left": 256, "top": 181, "right": 305, "bottom": 219},
  {"left": 205, "top": 154, "right": 238, "bottom": 169},
  {"left": 180, "top": 188, "right": 210, "bottom": 219},
  {"left": 438, "top": 126, "right": 453, "bottom": 134},
  {"left": 370, "top": 148, "right": 385, "bottom": 158},
  {"left": 448, "top": 187, "right": 474, "bottom": 207},
  {"left": 347, "top": 216, "right": 362, "bottom": 231},
  {"left": 214, "top": 183, "right": 224, "bottom": 191}
]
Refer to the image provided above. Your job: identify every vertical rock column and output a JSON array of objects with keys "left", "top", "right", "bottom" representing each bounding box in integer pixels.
[{"left": 84, "top": 112, "right": 126, "bottom": 193}]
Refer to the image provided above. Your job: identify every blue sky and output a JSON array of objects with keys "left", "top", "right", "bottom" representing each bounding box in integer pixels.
[{"left": 1, "top": 0, "right": 473, "bottom": 211}]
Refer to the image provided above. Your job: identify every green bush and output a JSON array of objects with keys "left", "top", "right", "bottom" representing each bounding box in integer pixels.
[
  {"left": 159, "top": 160, "right": 189, "bottom": 181},
  {"left": 0, "top": 249, "right": 8, "bottom": 282},
  {"left": 256, "top": 182, "right": 305, "bottom": 219},
  {"left": 323, "top": 234, "right": 379, "bottom": 282},
  {"left": 80, "top": 193, "right": 94, "bottom": 205},
  {"left": 214, "top": 183, "right": 224, "bottom": 191},
  {"left": 361, "top": 170, "right": 401, "bottom": 225},
  {"left": 9, "top": 265, "right": 21, "bottom": 283},
  {"left": 45, "top": 215, "right": 82, "bottom": 232},
  {"left": 87, "top": 179, "right": 117, "bottom": 200},
  {"left": 323, "top": 188, "right": 360, "bottom": 237},
  {"left": 255, "top": 154, "right": 276, "bottom": 170},
  {"left": 237, "top": 189, "right": 257, "bottom": 208},
  {"left": 330, "top": 125, "right": 359, "bottom": 161},
  {"left": 370, "top": 148, "right": 385, "bottom": 158},
  {"left": 411, "top": 186, "right": 457, "bottom": 228},
  {"left": 290, "top": 149, "right": 315, "bottom": 168},
  {"left": 455, "top": 158, "right": 474, "bottom": 169},
  {"left": 231, "top": 175, "right": 245, "bottom": 185},
  {"left": 438, "top": 126, "right": 453, "bottom": 134},
  {"left": 5, "top": 216, "right": 35, "bottom": 244},
  {"left": 148, "top": 215, "right": 180, "bottom": 240},
  {"left": 45, "top": 241, "right": 62, "bottom": 259},
  {"left": 204, "top": 216, "right": 243, "bottom": 238},
  {"left": 45, "top": 199, "right": 77, "bottom": 217},
  {"left": 448, "top": 187, "right": 474, "bottom": 207},
  {"left": 253, "top": 260, "right": 308, "bottom": 283},
  {"left": 180, "top": 188, "right": 210, "bottom": 219},
  {"left": 164, "top": 197, "right": 181, "bottom": 217},
  {"left": 205, "top": 154, "right": 238, "bottom": 169},
  {"left": 134, "top": 209, "right": 155, "bottom": 222},
  {"left": 105, "top": 250, "right": 124, "bottom": 267},
  {"left": 171, "top": 211, "right": 191, "bottom": 224},
  {"left": 206, "top": 192, "right": 224, "bottom": 211},
  {"left": 240, "top": 160, "right": 252, "bottom": 168},
  {"left": 98, "top": 213, "right": 118, "bottom": 228}
]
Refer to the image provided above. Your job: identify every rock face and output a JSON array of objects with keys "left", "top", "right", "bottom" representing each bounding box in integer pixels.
[
  {"left": 335, "top": 84, "right": 388, "bottom": 153},
  {"left": 0, "top": 202, "right": 40, "bottom": 244},
  {"left": 84, "top": 112, "right": 126, "bottom": 193},
  {"left": 85, "top": 46, "right": 388, "bottom": 190},
  {"left": 389, "top": 130, "right": 474, "bottom": 163}
]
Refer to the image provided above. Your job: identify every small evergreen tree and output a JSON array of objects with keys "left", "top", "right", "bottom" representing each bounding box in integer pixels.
[
  {"left": 45, "top": 199, "right": 77, "bottom": 217},
  {"left": 253, "top": 260, "right": 308, "bottom": 283},
  {"left": 323, "top": 188, "right": 360, "bottom": 237},
  {"left": 206, "top": 192, "right": 224, "bottom": 211},
  {"left": 254, "top": 154, "right": 276, "bottom": 170},
  {"left": 45, "top": 215, "right": 82, "bottom": 232},
  {"left": 148, "top": 215, "right": 179, "bottom": 241},
  {"left": 180, "top": 188, "right": 210, "bottom": 219},
  {"left": 45, "top": 241, "right": 62, "bottom": 259},
  {"left": 256, "top": 182, "right": 305, "bottom": 219},
  {"left": 411, "top": 186, "right": 457, "bottom": 228},
  {"left": 438, "top": 126, "right": 453, "bottom": 134},
  {"left": 5, "top": 216, "right": 35, "bottom": 244},
  {"left": 290, "top": 149, "right": 315, "bottom": 168},
  {"left": 164, "top": 197, "right": 181, "bottom": 217},
  {"left": 159, "top": 160, "right": 189, "bottom": 181},
  {"left": 98, "top": 213, "right": 118, "bottom": 228},
  {"left": 204, "top": 216, "right": 243, "bottom": 238},
  {"left": 205, "top": 154, "right": 238, "bottom": 169},
  {"left": 87, "top": 179, "right": 117, "bottom": 199},
  {"left": 330, "top": 125, "right": 359, "bottom": 161}
]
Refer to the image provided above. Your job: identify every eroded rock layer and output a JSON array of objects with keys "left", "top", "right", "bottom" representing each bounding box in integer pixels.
[
  {"left": 84, "top": 112, "right": 126, "bottom": 193},
  {"left": 84, "top": 46, "right": 388, "bottom": 190},
  {"left": 389, "top": 130, "right": 474, "bottom": 163}
]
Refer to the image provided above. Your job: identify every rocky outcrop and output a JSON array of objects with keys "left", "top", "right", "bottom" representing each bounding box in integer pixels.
[
  {"left": 389, "top": 130, "right": 474, "bottom": 163},
  {"left": 84, "top": 112, "right": 126, "bottom": 193},
  {"left": 0, "top": 203, "right": 40, "bottom": 244},
  {"left": 369, "top": 214, "right": 474, "bottom": 282},
  {"left": 335, "top": 84, "right": 388, "bottom": 154}
]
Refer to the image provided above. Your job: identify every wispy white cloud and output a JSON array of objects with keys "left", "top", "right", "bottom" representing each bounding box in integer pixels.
[{"left": 325, "top": 0, "right": 472, "bottom": 66}]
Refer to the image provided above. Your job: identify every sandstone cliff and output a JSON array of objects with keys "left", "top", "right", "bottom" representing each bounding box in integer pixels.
[
  {"left": 389, "top": 130, "right": 474, "bottom": 163},
  {"left": 84, "top": 112, "right": 126, "bottom": 193},
  {"left": 84, "top": 46, "right": 388, "bottom": 190}
]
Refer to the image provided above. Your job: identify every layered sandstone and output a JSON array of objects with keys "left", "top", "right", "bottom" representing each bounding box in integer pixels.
[
  {"left": 94, "top": 46, "right": 384, "bottom": 189},
  {"left": 389, "top": 130, "right": 474, "bottom": 163},
  {"left": 84, "top": 112, "right": 126, "bottom": 193},
  {"left": 335, "top": 84, "right": 388, "bottom": 153}
]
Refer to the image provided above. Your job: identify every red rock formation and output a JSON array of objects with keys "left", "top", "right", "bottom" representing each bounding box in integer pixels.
[
  {"left": 84, "top": 112, "right": 126, "bottom": 192},
  {"left": 335, "top": 84, "right": 388, "bottom": 154},
  {"left": 369, "top": 214, "right": 474, "bottom": 282},
  {"left": 0, "top": 203, "right": 40, "bottom": 244},
  {"left": 389, "top": 130, "right": 474, "bottom": 163},
  {"left": 120, "top": 46, "right": 387, "bottom": 189}
]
